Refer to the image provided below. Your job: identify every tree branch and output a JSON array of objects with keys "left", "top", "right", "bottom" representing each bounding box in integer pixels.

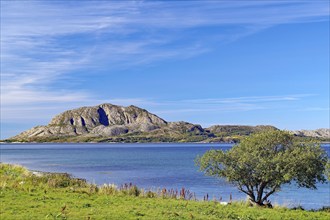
[
  {"left": 238, "top": 185, "right": 254, "bottom": 198},
  {"left": 262, "top": 186, "right": 277, "bottom": 203}
]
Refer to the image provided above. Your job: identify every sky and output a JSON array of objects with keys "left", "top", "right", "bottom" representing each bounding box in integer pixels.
[{"left": 1, "top": 0, "right": 329, "bottom": 139}]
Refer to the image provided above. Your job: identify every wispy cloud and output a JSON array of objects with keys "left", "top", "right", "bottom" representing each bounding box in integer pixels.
[
  {"left": 151, "top": 94, "right": 310, "bottom": 114},
  {"left": 1, "top": 0, "right": 329, "bottom": 131},
  {"left": 0, "top": 93, "right": 311, "bottom": 123},
  {"left": 298, "top": 107, "right": 330, "bottom": 112},
  {"left": 178, "top": 94, "right": 314, "bottom": 104}
]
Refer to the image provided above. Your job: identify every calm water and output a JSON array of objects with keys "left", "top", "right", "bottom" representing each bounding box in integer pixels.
[{"left": 1, "top": 143, "right": 329, "bottom": 209}]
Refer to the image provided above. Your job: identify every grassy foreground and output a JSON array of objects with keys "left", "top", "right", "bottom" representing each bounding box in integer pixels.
[{"left": 0, "top": 164, "right": 329, "bottom": 220}]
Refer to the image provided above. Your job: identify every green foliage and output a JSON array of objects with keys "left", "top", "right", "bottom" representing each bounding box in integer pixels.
[
  {"left": 196, "top": 130, "right": 328, "bottom": 206},
  {"left": 326, "top": 160, "right": 330, "bottom": 180},
  {"left": 41, "top": 173, "right": 87, "bottom": 188},
  {"left": 1, "top": 163, "right": 329, "bottom": 219}
]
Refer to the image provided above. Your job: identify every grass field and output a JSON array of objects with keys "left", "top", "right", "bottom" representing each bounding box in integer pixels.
[{"left": 1, "top": 163, "right": 329, "bottom": 220}]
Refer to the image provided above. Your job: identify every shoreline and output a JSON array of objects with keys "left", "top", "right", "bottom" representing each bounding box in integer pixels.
[
  {"left": 2, "top": 163, "right": 329, "bottom": 220},
  {"left": 3, "top": 162, "right": 229, "bottom": 203},
  {"left": 1, "top": 142, "right": 329, "bottom": 211},
  {"left": 2, "top": 161, "right": 330, "bottom": 211},
  {"left": 1, "top": 141, "right": 330, "bottom": 144},
  {"left": 0, "top": 141, "right": 235, "bottom": 145},
  {"left": 1, "top": 162, "right": 330, "bottom": 213}
]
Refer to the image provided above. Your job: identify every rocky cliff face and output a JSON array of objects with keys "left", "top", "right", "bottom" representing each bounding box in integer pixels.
[
  {"left": 291, "top": 128, "right": 330, "bottom": 138},
  {"left": 12, "top": 104, "right": 168, "bottom": 139}
]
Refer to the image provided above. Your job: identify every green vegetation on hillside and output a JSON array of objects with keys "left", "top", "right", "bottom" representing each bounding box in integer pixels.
[
  {"left": 1, "top": 164, "right": 329, "bottom": 220},
  {"left": 5, "top": 122, "right": 329, "bottom": 143},
  {"left": 5, "top": 132, "right": 328, "bottom": 144}
]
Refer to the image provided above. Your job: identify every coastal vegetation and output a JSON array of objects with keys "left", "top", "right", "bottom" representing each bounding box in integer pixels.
[
  {"left": 4, "top": 131, "right": 329, "bottom": 144},
  {"left": 1, "top": 163, "right": 329, "bottom": 219},
  {"left": 197, "top": 130, "right": 328, "bottom": 207}
]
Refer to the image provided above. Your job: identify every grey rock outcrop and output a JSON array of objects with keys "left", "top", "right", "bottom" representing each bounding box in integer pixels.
[
  {"left": 168, "top": 121, "right": 205, "bottom": 134},
  {"left": 291, "top": 128, "right": 330, "bottom": 138},
  {"left": 12, "top": 103, "right": 168, "bottom": 139},
  {"left": 49, "top": 104, "right": 167, "bottom": 129},
  {"left": 91, "top": 125, "right": 129, "bottom": 136}
]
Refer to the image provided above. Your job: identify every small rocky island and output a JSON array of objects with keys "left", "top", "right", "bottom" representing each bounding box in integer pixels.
[{"left": 6, "top": 103, "right": 330, "bottom": 143}]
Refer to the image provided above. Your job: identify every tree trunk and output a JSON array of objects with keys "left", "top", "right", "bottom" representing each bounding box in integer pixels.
[
  {"left": 256, "top": 183, "right": 265, "bottom": 204},
  {"left": 248, "top": 194, "right": 272, "bottom": 207},
  {"left": 248, "top": 195, "right": 264, "bottom": 206},
  {"left": 238, "top": 185, "right": 272, "bottom": 207}
]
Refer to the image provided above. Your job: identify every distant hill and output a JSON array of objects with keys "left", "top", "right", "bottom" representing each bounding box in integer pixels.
[
  {"left": 206, "top": 125, "right": 277, "bottom": 136},
  {"left": 290, "top": 129, "right": 329, "bottom": 139},
  {"left": 6, "top": 103, "right": 329, "bottom": 143}
]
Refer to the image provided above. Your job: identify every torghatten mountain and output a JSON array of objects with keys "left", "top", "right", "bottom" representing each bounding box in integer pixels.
[
  {"left": 7, "top": 103, "right": 329, "bottom": 143},
  {"left": 10, "top": 104, "right": 208, "bottom": 142}
]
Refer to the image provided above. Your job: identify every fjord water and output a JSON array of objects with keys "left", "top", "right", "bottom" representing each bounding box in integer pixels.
[{"left": 1, "top": 143, "right": 329, "bottom": 209}]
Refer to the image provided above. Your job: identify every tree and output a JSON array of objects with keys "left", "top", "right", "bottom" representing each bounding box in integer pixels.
[{"left": 196, "top": 130, "right": 328, "bottom": 206}]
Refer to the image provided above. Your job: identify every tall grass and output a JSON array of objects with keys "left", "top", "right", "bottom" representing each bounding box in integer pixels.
[{"left": 0, "top": 164, "right": 198, "bottom": 200}]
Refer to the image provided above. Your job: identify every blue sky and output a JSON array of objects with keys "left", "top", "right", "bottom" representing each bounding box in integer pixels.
[{"left": 1, "top": 0, "right": 329, "bottom": 139}]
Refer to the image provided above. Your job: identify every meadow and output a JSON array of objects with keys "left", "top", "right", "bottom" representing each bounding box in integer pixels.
[{"left": 1, "top": 163, "right": 329, "bottom": 220}]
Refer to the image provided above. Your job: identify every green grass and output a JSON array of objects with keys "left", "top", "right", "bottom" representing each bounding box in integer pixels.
[{"left": 1, "top": 164, "right": 329, "bottom": 220}]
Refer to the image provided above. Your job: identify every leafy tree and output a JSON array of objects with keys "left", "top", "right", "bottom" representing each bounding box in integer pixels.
[{"left": 196, "top": 130, "right": 328, "bottom": 206}]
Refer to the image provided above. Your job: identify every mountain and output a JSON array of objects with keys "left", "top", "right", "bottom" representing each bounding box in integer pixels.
[
  {"left": 12, "top": 104, "right": 166, "bottom": 138},
  {"left": 7, "top": 103, "right": 329, "bottom": 143},
  {"left": 10, "top": 103, "right": 209, "bottom": 142}
]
